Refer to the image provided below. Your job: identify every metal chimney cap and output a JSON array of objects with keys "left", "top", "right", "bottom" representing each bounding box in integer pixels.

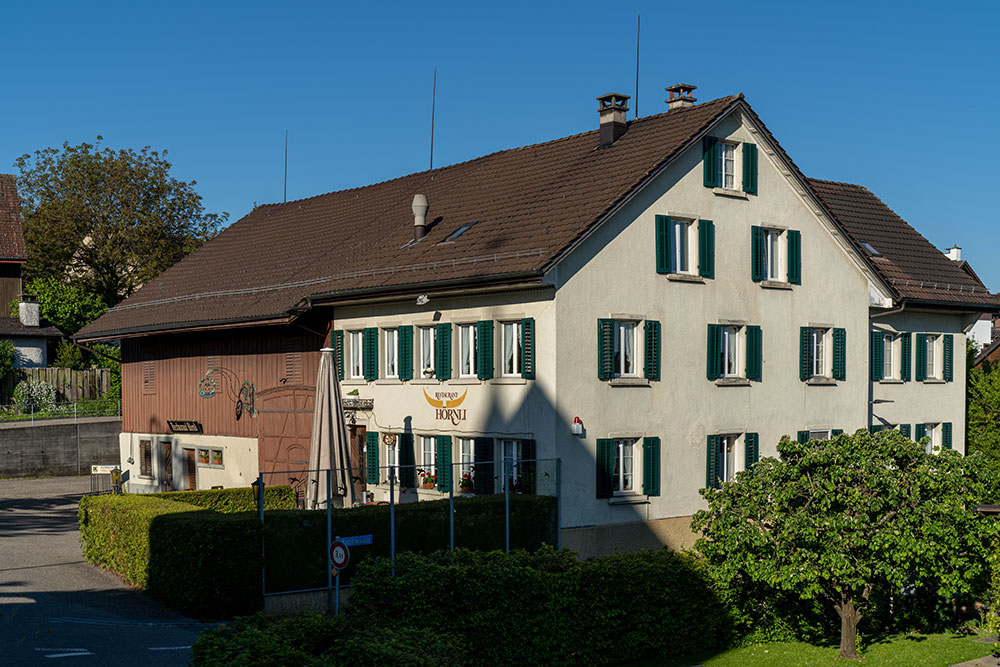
[{"left": 412, "top": 194, "right": 429, "bottom": 217}]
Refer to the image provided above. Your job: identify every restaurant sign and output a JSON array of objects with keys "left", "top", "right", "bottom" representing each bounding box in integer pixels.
[{"left": 423, "top": 389, "right": 468, "bottom": 425}]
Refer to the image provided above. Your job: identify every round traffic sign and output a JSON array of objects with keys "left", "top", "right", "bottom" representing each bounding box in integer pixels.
[{"left": 330, "top": 540, "right": 350, "bottom": 570}]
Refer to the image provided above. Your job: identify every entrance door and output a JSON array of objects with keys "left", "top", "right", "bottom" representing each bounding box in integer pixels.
[
  {"left": 162, "top": 441, "right": 173, "bottom": 490},
  {"left": 185, "top": 449, "right": 196, "bottom": 490},
  {"left": 349, "top": 425, "right": 367, "bottom": 501}
]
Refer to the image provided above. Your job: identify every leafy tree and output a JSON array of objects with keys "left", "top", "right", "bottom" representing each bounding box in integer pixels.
[
  {"left": 89, "top": 342, "right": 121, "bottom": 401},
  {"left": 968, "top": 362, "right": 1000, "bottom": 462},
  {"left": 15, "top": 137, "right": 226, "bottom": 307},
  {"left": 10, "top": 277, "right": 107, "bottom": 335},
  {"left": 692, "top": 430, "right": 998, "bottom": 660},
  {"left": 52, "top": 340, "right": 85, "bottom": 370},
  {"left": 0, "top": 340, "right": 16, "bottom": 380}
]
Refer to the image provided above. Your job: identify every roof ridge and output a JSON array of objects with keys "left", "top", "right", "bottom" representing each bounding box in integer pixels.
[{"left": 261, "top": 94, "right": 743, "bottom": 210}]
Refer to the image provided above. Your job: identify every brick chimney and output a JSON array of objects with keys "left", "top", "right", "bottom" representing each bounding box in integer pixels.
[
  {"left": 597, "top": 93, "right": 630, "bottom": 148},
  {"left": 945, "top": 245, "right": 962, "bottom": 261},
  {"left": 665, "top": 83, "right": 697, "bottom": 111}
]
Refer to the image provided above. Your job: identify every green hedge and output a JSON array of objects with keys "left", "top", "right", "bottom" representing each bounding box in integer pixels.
[
  {"left": 192, "top": 547, "right": 731, "bottom": 666},
  {"left": 149, "top": 485, "right": 296, "bottom": 513},
  {"left": 263, "top": 494, "right": 557, "bottom": 593}
]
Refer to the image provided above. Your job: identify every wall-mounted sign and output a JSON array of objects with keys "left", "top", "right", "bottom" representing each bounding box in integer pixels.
[
  {"left": 423, "top": 389, "right": 468, "bottom": 425},
  {"left": 168, "top": 420, "right": 203, "bottom": 434}
]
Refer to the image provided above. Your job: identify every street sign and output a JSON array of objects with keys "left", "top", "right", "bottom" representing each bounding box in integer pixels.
[
  {"left": 330, "top": 540, "right": 350, "bottom": 570},
  {"left": 341, "top": 534, "right": 373, "bottom": 547}
]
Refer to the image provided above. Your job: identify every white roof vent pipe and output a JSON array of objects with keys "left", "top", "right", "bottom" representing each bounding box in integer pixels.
[{"left": 412, "top": 194, "right": 429, "bottom": 242}]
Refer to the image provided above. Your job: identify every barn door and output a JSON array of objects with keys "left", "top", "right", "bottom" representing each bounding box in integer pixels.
[{"left": 257, "top": 385, "right": 315, "bottom": 505}]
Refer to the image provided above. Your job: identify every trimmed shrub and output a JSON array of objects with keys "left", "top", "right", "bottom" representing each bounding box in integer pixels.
[
  {"left": 150, "top": 485, "right": 296, "bottom": 513},
  {"left": 12, "top": 379, "right": 56, "bottom": 413}
]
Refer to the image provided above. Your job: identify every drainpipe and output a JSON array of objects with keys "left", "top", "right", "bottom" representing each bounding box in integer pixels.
[{"left": 868, "top": 302, "right": 906, "bottom": 432}]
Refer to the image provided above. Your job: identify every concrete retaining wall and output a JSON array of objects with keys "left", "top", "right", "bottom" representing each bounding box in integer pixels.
[{"left": 0, "top": 417, "right": 122, "bottom": 478}]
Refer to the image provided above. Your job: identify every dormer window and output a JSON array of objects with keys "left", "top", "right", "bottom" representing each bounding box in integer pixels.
[{"left": 703, "top": 136, "right": 758, "bottom": 195}]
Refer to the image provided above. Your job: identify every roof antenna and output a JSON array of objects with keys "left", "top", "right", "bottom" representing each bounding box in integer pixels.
[
  {"left": 634, "top": 14, "right": 641, "bottom": 120},
  {"left": 283, "top": 129, "right": 288, "bottom": 203},
  {"left": 429, "top": 67, "right": 437, "bottom": 170}
]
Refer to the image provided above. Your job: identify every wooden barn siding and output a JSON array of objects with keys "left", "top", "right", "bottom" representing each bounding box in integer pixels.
[{"left": 122, "top": 328, "right": 323, "bottom": 437}]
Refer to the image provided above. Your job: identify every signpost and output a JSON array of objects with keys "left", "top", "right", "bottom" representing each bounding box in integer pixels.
[{"left": 328, "top": 535, "right": 372, "bottom": 615}]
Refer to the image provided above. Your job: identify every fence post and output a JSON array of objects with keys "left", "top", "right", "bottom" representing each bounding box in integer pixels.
[
  {"left": 556, "top": 458, "right": 562, "bottom": 551},
  {"left": 389, "top": 464, "right": 396, "bottom": 575},
  {"left": 449, "top": 460, "right": 454, "bottom": 552},
  {"left": 504, "top": 455, "right": 510, "bottom": 554}
]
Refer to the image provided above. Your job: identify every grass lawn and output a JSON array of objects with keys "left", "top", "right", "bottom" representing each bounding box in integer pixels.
[{"left": 637, "top": 632, "right": 996, "bottom": 667}]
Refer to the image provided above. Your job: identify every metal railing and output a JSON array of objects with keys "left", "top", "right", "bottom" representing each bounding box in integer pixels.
[{"left": 0, "top": 399, "right": 121, "bottom": 424}]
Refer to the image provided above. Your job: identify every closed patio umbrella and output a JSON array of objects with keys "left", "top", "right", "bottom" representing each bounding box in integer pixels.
[{"left": 306, "top": 347, "right": 356, "bottom": 509}]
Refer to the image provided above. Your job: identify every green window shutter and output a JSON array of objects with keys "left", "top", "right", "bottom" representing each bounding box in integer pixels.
[
  {"left": 644, "top": 320, "right": 661, "bottom": 381},
  {"left": 521, "top": 318, "right": 535, "bottom": 379},
  {"left": 800, "top": 327, "right": 813, "bottom": 381},
  {"left": 915, "top": 334, "right": 927, "bottom": 381},
  {"left": 944, "top": 334, "right": 954, "bottom": 382},
  {"left": 899, "top": 423, "right": 911, "bottom": 439},
  {"left": 870, "top": 424, "right": 883, "bottom": 434},
  {"left": 520, "top": 439, "right": 537, "bottom": 494},
  {"left": 642, "top": 437, "right": 661, "bottom": 496},
  {"left": 787, "top": 230, "right": 802, "bottom": 285},
  {"left": 655, "top": 215, "right": 669, "bottom": 274},
  {"left": 915, "top": 423, "right": 927, "bottom": 442},
  {"left": 436, "top": 435, "right": 452, "bottom": 491},
  {"left": 698, "top": 219, "right": 715, "bottom": 278},
  {"left": 745, "top": 432, "right": 759, "bottom": 468},
  {"left": 596, "top": 439, "right": 614, "bottom": 498},
  {"left": 742, "top": 143, "right": 758, "bottom": 194},
  {"left": 706, "top": 435, "right": 721, "bottom": 489},
  {"left": 398, "top": 433, "right": 416, "bottom": 488},
  {"left": 476, "top": 320, "right": 494, "bottom": 380},
  {"left": 703, "top": 136, "right": 719, "bottom": 188},
  {"left": 435, "top": 323, "right": 451, "bottom": 380},
  {"left": 363, "top": 327, "right": 379, "bottom": 380},
  {"left": 332, "top": 330, "right": 345, "bottom": 381},
  {"left": 746, "top": 325, "right": 762, "bottom": 381},
  {"left": 832, "top": 429, "right": 844, "bottom": 436},
  {"left": 797, "top": 430, "right": 810, "bottom": 444},
  {"left": 366, "top": 431, "right": 379, "bottom": 484},
  {"left": 832, "top": 328, "right": 846, "bottom": 381},
  {"left": 943, "top": 422, "right": 953, "bottom": 449},
  {"left": 473, "top": 437, "right": 493, "bottom": 495},
  {"left": 598, "top": 319, "right": 615, "bottom": 380},
  {"left": 751, "top": 226, "right": 765, "bottom": 282},
  {"left": 901, "top": 333, "right": 912, "bottom": 382},
  {"left": 706, "top": 324, "right": 722, "bottom": 380},
  {"left": 398, "top": 326, "right": 413, "bottom": 381},
  {"left": 870, "top": 331, "right": 884, "bottom": 382}
]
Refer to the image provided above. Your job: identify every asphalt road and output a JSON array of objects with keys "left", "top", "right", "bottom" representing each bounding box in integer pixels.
[{"left": 0, "top": 477, "right": 211, "bottom": 666}]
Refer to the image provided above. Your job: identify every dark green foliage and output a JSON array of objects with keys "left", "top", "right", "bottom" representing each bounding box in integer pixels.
[
  {"left": 0, "top": 339, "right": 15, "bottom": 380},
  {"left": 192, "top": 548, "right": 729, "bottom": 666},
  {"left": 52, "top": 339, "right": 85, "bottom": 369},
  {"left": 12, "top": 276, "right": 106, "bottom": 334},
  {"left": 150, "top": 485, "right": 296, "bottom": 513},
  {"left": 88, "top": 341, "right": 121, "bottom": 400}
]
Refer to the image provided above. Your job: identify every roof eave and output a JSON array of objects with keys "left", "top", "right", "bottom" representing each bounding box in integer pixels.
[
  {"left": 74, "top": 314, "right": 297, "bottom": 342},
  {"left": 306, "top": 271, "right": 546, "bottom": 307}
]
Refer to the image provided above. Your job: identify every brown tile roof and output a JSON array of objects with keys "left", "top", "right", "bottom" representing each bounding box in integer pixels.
[
  {"left": 0, "top": 316, "right": 62, "bottom": 338},
  {"left": 0, "top": 175, "right": 28, "bottom": 261},
  {"left": 807, "top": 178, "right": 1000, "bottom": 309},
  {"left": 78, "top": 95, "right": 743, "bottom": 339}
]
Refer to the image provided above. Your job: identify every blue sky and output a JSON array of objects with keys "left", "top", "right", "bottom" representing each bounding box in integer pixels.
[{"left": 2, "top": 1, "right": 998, "bottom": 287}]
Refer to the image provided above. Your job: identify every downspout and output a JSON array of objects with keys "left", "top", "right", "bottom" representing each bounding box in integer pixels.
[{"left": 868, "top": 302, "right": 906, "bottom": 432}]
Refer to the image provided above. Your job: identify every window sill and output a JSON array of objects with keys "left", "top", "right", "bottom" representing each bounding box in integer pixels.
[
  {"left": 666, "top": 273, "right": 705, "bottom": 284},
  {"left": 922, "top": 378, "right": 947, "bottom": 384},
  {"left": 197, "top": 463, "right": 224, "bottom": 469},
  {"left": 715, "top": 377, "right": 750, "bottom": 387},
  {"left": 491, "top": 377, "right": 527, "bottom": 385},
  {"left": 609, "top": 495, "right": 650, "bottom": 506},
  {"left": 609, "top": 377, "right": 650, "bottom": 387},
  {"left": 879, "top": 379, "right": 904, "bottom": 385},
  {"left": 806, "top": 377, "right": 838, "bottom": 386},
  {"left": 375, "top": 379, "right": 403, "bottom": 385},
  {"left": 137, "top": 475, "right": 154, "bottom": 480},
  {"left": 343, "top": 379, "right": 368, "bottom": 386},
  {"left": 411, "top": 378, "right": 441, "bottom": 385},
  {"left": 451, "top": 378, "right": 482, "bottom": 385},
  {"left": 712, "top": 187, "right": 748, "bottom": 199},
  {"left": 759, "top": 280, "right": 792, "bottom": 290}
]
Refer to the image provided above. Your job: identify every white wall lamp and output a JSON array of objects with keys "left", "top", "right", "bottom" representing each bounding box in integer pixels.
[{"left": 571, "top": 416, "right": 583, "bottom": 436}]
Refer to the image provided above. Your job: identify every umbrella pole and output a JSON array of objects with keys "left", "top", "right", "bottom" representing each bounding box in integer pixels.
[{"left": 326, "top": 468, "right": 333, "bottom": 614}]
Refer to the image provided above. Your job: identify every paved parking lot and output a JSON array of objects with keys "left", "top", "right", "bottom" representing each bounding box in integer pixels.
[{"left": 0, "top": 476, "right": 211, "bottom": 665}]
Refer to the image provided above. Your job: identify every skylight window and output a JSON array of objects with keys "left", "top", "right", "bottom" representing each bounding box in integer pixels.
[
  {"left": 857, "top": 239, "right": 882, "bottom": 257},
  {"left": 439, "top": 222, "right": 477, "bottom": 244}
]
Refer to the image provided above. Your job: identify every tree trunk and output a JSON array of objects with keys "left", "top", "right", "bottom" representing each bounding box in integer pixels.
[{"left": 834, "top": 596, "right": 862, "bottom": 660}]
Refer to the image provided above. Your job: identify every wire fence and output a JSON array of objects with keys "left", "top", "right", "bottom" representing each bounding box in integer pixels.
[
  {"left": 0, "top": 399, "right": 121, "bottom": 424},
  {"left": 257, "top": 457, "right": 562, "bottom": 611}
]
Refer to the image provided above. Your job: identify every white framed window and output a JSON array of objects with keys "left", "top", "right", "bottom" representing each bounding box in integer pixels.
[
  {"left": 612, "top": 438, "right": 635, "bottom": 494},
  {"left": 459, "top": 324, "right": 477, "bottom": 378},
  {"left": 420, "top": 436, "right": 436, "bottom": 479},
  {"left": 721, "top": 326, "right": 741, "bottom": 378},
  {"left": 419, "top": 326, "right": 436, "bottom": 378},
  {"left": 883, "top": 333, "right": 895, "bottom": 379},
  {"left": 459, "top": 438, "right": 474, "bottom": 478},
  {"left": 613, "top": 321, "right": 637, "bottom": 377},
  {"left": 809, "top": 328, "right": 829, "bottom": 378},
  {"left": 717, "top": 434, "right": 739, "bottom": 484},
  {"left": 809, "top": 430, "right": 831, "bottom": 441},
  {"left": 385, "top": 438, "right": 398, "bottom": 482},
  {"left": 197, "top": 447, "right": 224, "bottom": 468},
  {"left": 925, "top": 423, "right": 938, "bottom": 453},
  {"left": 926, "top": 334, "right": 938, "bottom": 379},
  {"left": 764, "top": 229, "right": 784, "bottom": 281},
  {"left": 384, "top": 328, "right": 398, "bottom": 379},
  {"left": 349, "top": 331, "right": 364, "bottom": 379},
  {"left": 501, "top": 439, "right": 522, "bottom": 491},
  {"left": 501, "top": 321, "right": 523, "bottom": 377},
  {"left": 718, "top": 142, "right": 736, "bottom": 190},
  {"left": 670, "top": 219, "right": 692, "bottom": 273}
]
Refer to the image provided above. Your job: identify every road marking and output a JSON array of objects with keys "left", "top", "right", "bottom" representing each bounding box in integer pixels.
[
  {"left": 148, "top": 646, "right": 191, "bottom": 651},
  {"left": 35, "top": 649, "right": 94, "bottom": 659},
  {"left": 35, "top": 648, "right": 89, "bottom": 652},
  {"left": 44, "top": 653, "right": 94, "bottom": 659},
  {"left": 50, "top": 616, "right": 203, "bottom": 628}
]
